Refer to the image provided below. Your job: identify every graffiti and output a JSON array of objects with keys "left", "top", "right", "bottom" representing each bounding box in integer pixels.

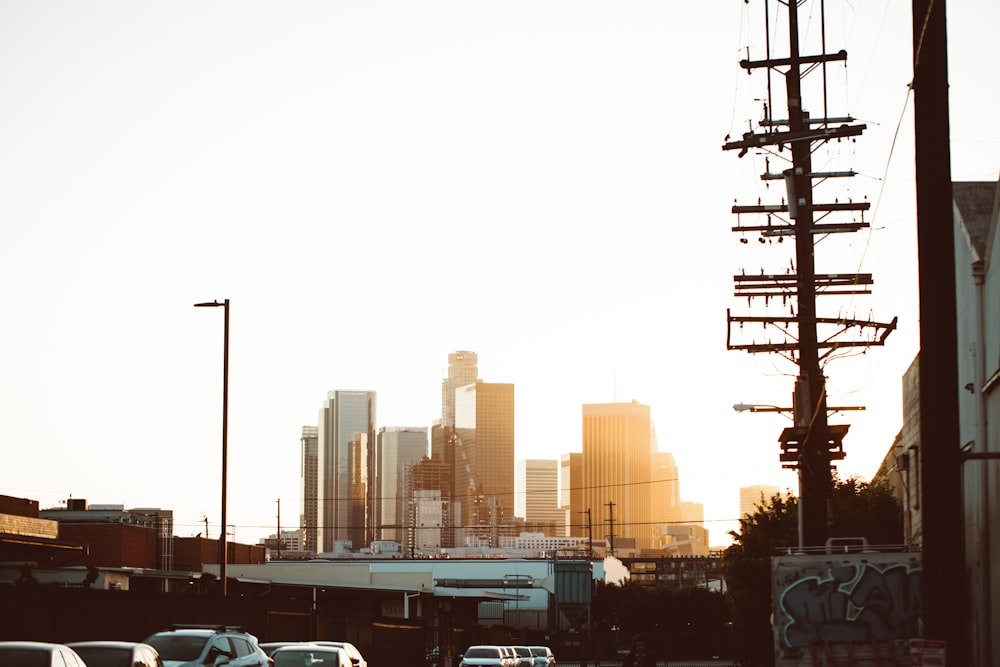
[{"left": 777, "top": 561, "right": 921, "bottom": 648}]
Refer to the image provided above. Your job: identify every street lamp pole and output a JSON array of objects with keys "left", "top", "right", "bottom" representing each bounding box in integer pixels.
[{"left": 195, "top": 298, "right": 229, "bottom": 596}]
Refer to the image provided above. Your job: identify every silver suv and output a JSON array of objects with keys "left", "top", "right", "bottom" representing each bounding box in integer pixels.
[{"left": 143, "top": 625, "right": 270, "bottom": 667}]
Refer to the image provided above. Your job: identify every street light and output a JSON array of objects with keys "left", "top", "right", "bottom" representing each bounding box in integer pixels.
[
  {"left": 733, "top": 403, "right": 865, "bottom": 417},
  {"left": 194, "top": 298, "right": 229, "bottom": 596}
]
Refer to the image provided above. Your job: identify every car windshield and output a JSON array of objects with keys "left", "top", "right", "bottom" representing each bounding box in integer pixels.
[
  {"left": 69, "top": 647, "right": 131, "bottom": 667},
  {"left": 465, "top": 649, "right": 499, "bottom": 659},
  {"left": 274, "top": 650, "right": 340, "bottom": 667},
  {"left": 144, "top": 635, "right": 207, "bottom": 661},
  {"left": 0, "top": 648, "right": 50, "bottom": 667}
]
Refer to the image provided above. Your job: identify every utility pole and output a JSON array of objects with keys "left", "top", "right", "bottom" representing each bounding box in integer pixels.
[
  {"left": 605, "top": 501, "right": 616, "bottom": 556},
  {"left": 910, "top": 0, "right": 968, "bottom": 661},
  {"left": 723, "top": 0, "right": 895, "bottom": 548},
  {"left": 276, "top": 498, "right": 281, "bottom": 560},
  {"left": 578, "top": 509, "right": 593, "bottom": 557}
]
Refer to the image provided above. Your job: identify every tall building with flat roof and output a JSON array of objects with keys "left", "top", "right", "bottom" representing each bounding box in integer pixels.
[
  {"left": 582, "top": 401, "right": 653, "bottom": 551},
  {"left": 454, "top": 381, "right": 515, "bottom": 544},
  {"left": 318, "top": 390, "right": 376, "bottom": 553},
  {"left": 300, "top": 425, "right": 319, "bottom": 553},
  {"left": 515, "top": 459, "right": 562, "bottom": 534},
  {"left": 376, "top": 426, "right": 429, "bottom": 542}
]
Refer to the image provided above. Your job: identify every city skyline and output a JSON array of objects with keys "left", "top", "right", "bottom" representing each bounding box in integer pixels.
[{"left": 2, "top": 1, "right": 997, "bottom": 549}]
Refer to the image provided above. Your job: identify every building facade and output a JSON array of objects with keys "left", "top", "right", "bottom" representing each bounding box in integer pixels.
[
  {"left": 738, "top": 484, "right": 781, "bottom": 520},
  {"left": 441, "top": 351, "right": 478, "bottom": 428},
  {"left": 454, "top": 381, "right": 515, "bottom": 545},
  {"left": 581, "top": 401, "right": 653, "bottom": 551},
  {"left": 376, "top": 426, "right": 429, "bottom": 542},
  {"left": 515, "top": 459, "right": 563, "bottom": 535},
  {"left": 318, "top": 390, "right": 377, "bottom": 553},
  {"left": 300, "top": 425, "right": 319, "bottom": 554},
  {"left": 560, "top": 452, "right": 583, "bottom": 538}
]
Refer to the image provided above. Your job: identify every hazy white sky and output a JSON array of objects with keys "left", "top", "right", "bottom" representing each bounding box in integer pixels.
[{"left": 1, "top": 1, "right": 997, "bottom": 548}]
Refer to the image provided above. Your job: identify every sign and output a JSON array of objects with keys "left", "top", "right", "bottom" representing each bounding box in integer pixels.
[{"left": 910, "top": 639, "right": 946, "bottom": 666}]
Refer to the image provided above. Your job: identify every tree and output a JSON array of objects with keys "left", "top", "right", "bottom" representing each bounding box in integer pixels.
[{"left": 721, "top": 475, "right": 903, "bottom": 666}]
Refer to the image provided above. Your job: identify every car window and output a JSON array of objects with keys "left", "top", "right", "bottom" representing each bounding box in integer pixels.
[
  {"left": 230, "top": 638, "right": 252, "bottom": 658},
  {"left": 465, "top": 648, "right": 499, "bottom": 659},
  {"left": 209, "top": 637, "right": 233, "bottom": 659},
  {"left": 145, "top": 635, "right": 207, "bottom": 662},
  {"left": 0, "top": 648, "right": 49, "bottom": 667}
]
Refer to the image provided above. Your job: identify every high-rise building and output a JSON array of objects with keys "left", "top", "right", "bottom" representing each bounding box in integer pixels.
[
  {"left": 376, "top": 426, "right": 429, "bottom": 542},
  {"left": 679, "top": 501, "right": 704, "bottom": 526},
  {"left": 441, "top": 351, "right": 478, "bottom": 428},
  {"left": 740, "top": 484, "right": 781, "bottom": 519},
  {"left": 515, "top": 459, "right": 563, "bottom": 535},
  {"left": 560, "top": 452, "right": 584, "bottom": 538},
  {"left": 318, "top": 390, "right": 376, "bottom": 553},
  {"left": 582, "top": 401, "right": 653, "bottom": 551},
  {"left": 651, "top": 449, "right": 681, "bottom": 526},
  {"left": 454, "top": 381, "right": 515, "bottom": 545},
  {"left": 300, "top": 425, "right": 319, "bottom": 554}
]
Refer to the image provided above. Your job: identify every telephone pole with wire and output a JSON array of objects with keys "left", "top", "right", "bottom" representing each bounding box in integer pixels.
[{"left": 722, "top": 0, "right": 895, "bottom": 548}]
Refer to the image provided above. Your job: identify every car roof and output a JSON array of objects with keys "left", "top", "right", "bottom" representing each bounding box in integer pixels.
[
  {"left": 68, "top": 642, "right": 153, "bottom": 648},
  {"left": 0, "top": 642, "right": 71, "bottom": 649},
  {"left": 273, "top": 646, "right": 343, "bottom": 653}
]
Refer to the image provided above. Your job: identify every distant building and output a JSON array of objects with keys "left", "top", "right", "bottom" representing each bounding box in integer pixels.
[
  {"left": 515, "top": 459, "right": 562, "bottom": 535},
  {"left": 318, "top": 390, "right": 377, "bottom": 553},
  {"left": 679, "top": 501, "right": 704, "bottom": 526},
  {"left": 582, "top": 401, "right": 653, "bottom": 551},
  {"left": 454, "top": 381, "right": 515, "bottom": 546},
  {"left": 560, "top": 452, "right": 583, "bottom": 538},
  {"left": 739, "top": 484, "right": 781, "bottom": 519},
  {"left": 651, "top": 448, "right": 681, "bottom": 526},
  {"left": 300, "top": 425, "right": 319, "bottom": 554},
  {"left": 376, "top": 426, "right": 429, "bottom": 543},
  {"left": 441, "top": 351, "right": 479, "bottom": 428}
]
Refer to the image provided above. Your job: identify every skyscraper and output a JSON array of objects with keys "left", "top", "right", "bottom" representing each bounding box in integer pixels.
[
  {"left": 376, "top": 426, "right": 429, "bottom": 542},
  {"left": 300, "top": 425, "right": 319, "bottom": 553},
  {"left": 516, "top": 459, "right": 563, "bottom": 534},
  {"left": 582, "top": 401, "right": 653, "bottom": 551},
  {"left": 454, "top": 380, "right": 515, "bottom": 545},
  {"left": 318, "top": 390, "right": 376, "bottom": 553},
  {"left": 441, "top": 351, "right": 478, "bottom": 428}
]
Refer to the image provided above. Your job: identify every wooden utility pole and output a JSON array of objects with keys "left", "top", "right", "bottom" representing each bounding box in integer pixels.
[
  {"left": 578, "top": 509, "right": 593, "bottom": 557},
  {"left": 911, "top": 0, "right": 969, "bottom": 661},
  {"left": 605, "top": 501, "right": 616, "bottom": 556},
  {"left": 723, "top": 0, "right": 895, "bottom": 548}
]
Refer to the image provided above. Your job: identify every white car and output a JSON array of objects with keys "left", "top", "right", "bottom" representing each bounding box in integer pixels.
[
  {"left": 311, "top": 642, "right": 366, "bottom": 667},
  {"left": 459, "top": 645, "right": 508, "bottom": 667},
  {"left": 142, "top": 625, "right": 269, "bottom": 667},
  {"left": 271, "top": 645, "right": 352, "bottom": 667},
  {"left": 0, "top": 642, "right": 88, "bottom": 667}
]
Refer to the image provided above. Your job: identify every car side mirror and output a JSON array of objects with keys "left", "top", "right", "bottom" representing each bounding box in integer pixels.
[{"left": 213, "top": 655, "right": 231, "bottom": 667}]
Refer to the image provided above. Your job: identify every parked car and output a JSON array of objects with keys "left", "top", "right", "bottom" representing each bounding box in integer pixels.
[
  {"left": 510, "top": 647, "right": 534, "bottom": 667},
  {"left": 528, "top": 646, "right": 555, "bottom": 667},
  {"left": 0, "top": 641, "right": 88, "bottom": 667},
  {"left": 270, "top": 645, "right": 351, "bottom": 667},
  {"left": 142, "top": 624, "right": 270, "bottom": 667},
  {"left": 311, "top": 642, "right": 366, "bottom": 667},
  {"left": 259, "top": 643, "right": 312, "bottom": 658},
  {"left": 67, "top": 641, "right": 163, "bottom": 667},
  {"left": 459, "top": 645, "right": 508, "bottom": 667}
]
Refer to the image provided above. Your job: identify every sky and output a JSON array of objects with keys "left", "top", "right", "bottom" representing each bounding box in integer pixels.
[{"left": 1, "top": 1, "right": 997, "bottom": 549}]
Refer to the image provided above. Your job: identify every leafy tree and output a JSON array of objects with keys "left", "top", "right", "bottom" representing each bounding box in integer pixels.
[{"left": 720, "top": 475, "right": 903, "bottom": 666}]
